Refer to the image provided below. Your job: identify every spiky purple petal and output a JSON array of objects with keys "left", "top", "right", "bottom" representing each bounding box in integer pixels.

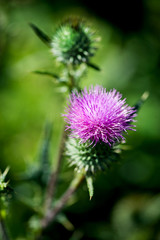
[{"left": 63, "top": 85, "right": 136, "bottom": 146}]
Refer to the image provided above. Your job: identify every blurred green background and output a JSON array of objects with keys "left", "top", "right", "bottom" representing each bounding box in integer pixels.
[{"left": 0, "top": 0, "right": 160, "bottom": 239}]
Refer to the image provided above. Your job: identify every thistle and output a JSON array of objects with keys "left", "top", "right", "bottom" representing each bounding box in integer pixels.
[
  {"left": 51, "top": 18, "right": 98, "bottom": 65},
  {"left": 63, "top": 85, "right": 136, "bottom": 198}
]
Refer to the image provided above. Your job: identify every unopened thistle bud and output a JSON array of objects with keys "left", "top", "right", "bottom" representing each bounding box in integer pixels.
[{"left": 51, "top": 18, "right": 98, "bottom": 65}]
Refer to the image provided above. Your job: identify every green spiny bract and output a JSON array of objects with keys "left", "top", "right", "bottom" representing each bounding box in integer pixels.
[
  {"left": 0, "top": 167, "right": 9, "bottom": 192},
  {"left": 65, "top": 138, "right": 120, "bottom": 176},
  {"left": 0, "top": 167, "right": 12, "bottom": 197},
  {"left": 51, "top": 18, "right": 98, "bottom": 65}
]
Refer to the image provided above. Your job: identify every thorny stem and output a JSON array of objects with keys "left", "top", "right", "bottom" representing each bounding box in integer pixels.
[
  {"left": 45, "top": 65, "right": 75, "bottom": 214},
  {"left": 0, "top": 216, "right": 10, "bottom": 240},
  {"left": 41, "top": 173, "right": 85, "bottom": 230},
  {"left": 67, "top": 64, "right": 77, "bottom": 92},
  {"left": 44, "top": 64, "right": 76, "bottom": 214},
  {"left": 40, "top": 63, "right": 80, "bottom": 237},
  {"left": 44, "top": 126, "right": 67, "bottom": 212}
]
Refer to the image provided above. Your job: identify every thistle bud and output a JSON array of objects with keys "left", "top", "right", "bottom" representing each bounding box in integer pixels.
[
  {"left": 65, "top": 138, "right": 120, "bottom": 176},
  {"left": 51, "top": 18, "right": 98, "bottom": 65},
  {"left": 65, "top": 138, "right": 121, "bottom": 199}
]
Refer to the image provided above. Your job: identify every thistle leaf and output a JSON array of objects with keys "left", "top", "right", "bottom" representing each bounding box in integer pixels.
[
  {"left": 29, "top": 23, "right": 51, "bottom": 47},
  {"left": 33, "top": 70, "right": 67, "bottom": 83},
  {"left": 0, "top": 167, "right": 13, "bottom": 195},
  {"left": 1, "top": 167, "right": 10, "bottom": 181},
  {"left": 133, "top": 91, "right": 149, "bottom": 112},
  {"left": 32, "top": 121, "right": 53, "bottom": 185},
  {"left": 57, "top": 213, "right": 74, "bottom": 231},
  {"left": 87, "top": 62, "right": 101, "bottom": 71},
  {"left": 86, "top": 176, "right": 94, "bottom": 200},
  {"left": 18, "top": 121, "right": 53, "bottom": 186}
]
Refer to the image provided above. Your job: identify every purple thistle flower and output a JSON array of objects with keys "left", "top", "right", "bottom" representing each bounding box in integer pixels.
[{"left": 63, "top": 85, "right": 136, "bottom": 146}]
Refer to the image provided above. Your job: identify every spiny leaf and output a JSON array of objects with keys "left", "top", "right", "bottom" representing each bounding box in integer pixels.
[
  {"left": 0, "top": 167, "right": 13, "bottom": 195},
  {"left": 39, "top": 121, "right": 53, "bottom": 166},
  {"left": 18, "top": 121, "right": 53, "bottom": 186},
  {"left": 87, "top": 62, "right": 101, "bottom": 71},
  {"left": 31, "top": 121, "right": 53, "bottom": 185},
  {"left": 33, "top": 70, "right": 67, "bottom": 83},
  {"left": 133, "top": 91, "right": 149, "bottom": 112},
  {"left": 57, "top": 213, "right": 74, "bottom": 231},
  {"left": 29, "top": 23, "right": 51, "bottom": 47},
  {"left": 0, "top": 167, "right": 10, "bottom": 182},
  {"left": 86, "top": 176, "right": 94, "bottom": 200},
  {"left": 33, "top": 70, "right": 59, "bottom": 79}
]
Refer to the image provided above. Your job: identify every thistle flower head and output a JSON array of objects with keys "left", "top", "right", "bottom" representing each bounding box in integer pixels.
[
  {"left": 51, "top": 18, "right": 98, "bottom": 65},
  {"left": 63, "top": 85, "right": 136, "bottom": 146}
]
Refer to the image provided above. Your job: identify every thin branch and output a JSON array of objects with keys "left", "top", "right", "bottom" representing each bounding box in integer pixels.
[
  {"left": 0, "top": 217, "right": 11, "bottom": 240},
  {"left": 44, "top": 63, "right": 77, "bottom": 212},
  {"left": 41, "top": 173, "right": 85, "bottom": 230},
  {"left": 44, "top": 127, "right": 67, "bottom": 212}
]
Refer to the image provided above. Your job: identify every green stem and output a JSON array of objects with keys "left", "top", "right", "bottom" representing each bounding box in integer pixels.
[
  {"left": 39, "top": 63, "right": 80, "bottom": 238},
  {"left": 44, "top": 64, "right": 77, "bottom": 213},
  {"left": 67, "top": 64, "right": 76, "bottom": 92},
  {"left": 41, "top": 173, "right": 85, "bottom": 230},
  {"left": 44, "top": 126, "right": 67, "bottom": 212},
  {"left": 0, "top": 216, "right": 10, "bottom": 240}
]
